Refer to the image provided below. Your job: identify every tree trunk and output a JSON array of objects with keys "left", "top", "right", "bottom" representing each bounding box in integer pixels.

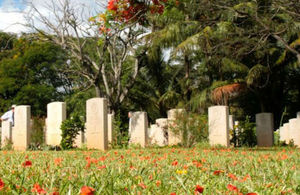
[{"left": 95, "top": 86, "right": 101, "bottom": 97}]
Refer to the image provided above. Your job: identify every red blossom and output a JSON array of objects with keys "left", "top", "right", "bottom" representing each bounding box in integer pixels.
[
  {"left": 246, "top": 193, "right": 257, "bottom": 195},
  {"left": 138, "top": 183, "right": 147, "bottom": 189},
  {"left": 228, "top": 173, "right": 238, "bottom": 180},
  {"left": 170, "top": 193, "right": 176, "bottom": 195},
  {"left": 213, "top": 170, "right": 224, "bottom": 175},
  {"left": 195, "top": 185, "right": 204, "bottom": 193},
  {"left": 227, "top": 184, "right": 238, "bottom": 192},
  {"left": 80, "top": 186, "right": 95, "bottom": 195},
  {"left": 22, "top": 160, "right": 32, "bottom": 167},
  {"left": 0, "top": 179, "right": 5, "bottom": 191},
  {"left": 31, "top": 183, "right": 46, "bottom": 194}
]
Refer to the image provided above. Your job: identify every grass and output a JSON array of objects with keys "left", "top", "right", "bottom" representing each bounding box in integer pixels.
[{"left": 0, "top": 146, "right": 299, "bottom": 194}]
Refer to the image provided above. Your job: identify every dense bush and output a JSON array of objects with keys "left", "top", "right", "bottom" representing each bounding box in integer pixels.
[
  {"left": 169, "top": 112, "right": 208, "bottom": 147},
  {"left": 230, "top": 116, "right": 257, "bottom": 147},
  {"left": 60, "top": 115, "right": 84, "bottom": 150}
]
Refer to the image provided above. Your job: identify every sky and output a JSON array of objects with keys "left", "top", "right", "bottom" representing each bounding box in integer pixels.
[{"left": 0, "top": 0, "right": 103, "bottom": 33}]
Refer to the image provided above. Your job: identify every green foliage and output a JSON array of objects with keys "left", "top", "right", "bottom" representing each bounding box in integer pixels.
[
  {"left": 60, "top": 115, "right": 84, "bottom": 150},
  {"left": 170, "top": 112, "right": 208, "bottom": 147},
  {"left": 30, "top": 117, "right": 45, "bottom": 147},
  {"left": 110, "top": 112, "right": 129, "bottom": 149},
  {"left": 230, "top": 116, "right": 257, "bottom": 147}
]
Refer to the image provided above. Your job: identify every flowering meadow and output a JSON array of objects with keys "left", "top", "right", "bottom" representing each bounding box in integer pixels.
[{"left": 0, "top": 147, "right": 299, "bottom": 194}]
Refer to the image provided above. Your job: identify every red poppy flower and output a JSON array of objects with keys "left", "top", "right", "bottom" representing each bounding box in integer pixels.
[
  {"left": 170, "top": 193, "right": 176, "bottom": 195},
  {"left": 51, "top": 192, "right": 59, "bottom": 195},
  {"left": 246, "top": 193, "right": 257, "bottom": 195},
  {"left": 195, "top": 185, "right": 204, "bottom": 193},
  {"left": 80, "top": 186, "right": 95, "bottom": 195},
  {"left": 0, "top": 179, "right": 5, "bottom": 190},
  {"left": 22, "top": 160, "right": 32, "bottom": 167},
  {"left": 227, "top": 184, "right": 238, "bottom": 192},
  {"left": 31, "top": 183, "right": 46, "bottom": 194},
  {"left": 228, "top": 173, "right": 238, "bottom": 180},
  {"left": 213, "top": 170, "right": 224, "bottom": 175}
]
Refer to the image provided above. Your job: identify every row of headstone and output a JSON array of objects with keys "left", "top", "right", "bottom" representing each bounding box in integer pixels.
[
  {"left": 208, "top": 106, "right": 300, "bottom": 147},
  {"left": 278, "top": 112, "right": 300, "bottom": 147}
]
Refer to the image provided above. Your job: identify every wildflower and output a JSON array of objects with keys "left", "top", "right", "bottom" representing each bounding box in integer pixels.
[
  {"left": 246, "top": 193, "right": 257, "bottom": 195},
  {"left": 31, "top": 183, "right": 46, "bottom": 194},
  {"left": 172, "top": 160, "right": 178, "bottom": 166},
  {"left": 170, "top": 193, "right": 176, "bottom": 195},
  {"left": 138, "top": 183, "right": 147, "bottom": 189},
  {"left": 195, "top": 185, "right": 204, "bottom": 193},
  {"left": 54, "top": 158, "right": 63, "bottom": 166},
  {"left": 176, "top": 169, "right": 187, "bottom": 175},
  {"left": 213, "top": 170, "right": 224, "bottom": 175},
  {"left": 80, "top": 186, "right": 95, "bottom": 195},
  {"left": 156, "top": 180, "right": 161, "bottom": 187},
  {"left": 227, "top": 184, "right": 238, "bottom": 192},
  {"left": 228, "top": 173, "right": 238, "bottom": 180},
  {"left": 22, "top": 160, "right": 32, "bottom": 167},
  {"left": 0, "top": 179, "right": 4, "bottom": 190}
]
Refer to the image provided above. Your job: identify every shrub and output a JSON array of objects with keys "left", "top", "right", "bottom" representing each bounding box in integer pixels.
[
  {"left": 230, "top": 116, "right": 256, "bottom": 147},
  {"left": 30, "top": 117, "right": 45, "bottom": 148},
  {"left": 60, "top": 115, "right": 84, "bottom": 150},
  {"left": 169, "top": 112, "right": 208, "bottom": 147}
]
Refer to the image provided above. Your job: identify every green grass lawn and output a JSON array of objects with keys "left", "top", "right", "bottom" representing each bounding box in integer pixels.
[{"left": 0, "top": 147, "right": 299, "bottom": 194}]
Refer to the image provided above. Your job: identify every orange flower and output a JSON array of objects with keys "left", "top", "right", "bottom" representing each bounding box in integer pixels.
[
  {"left": 31, "top": 183, "right": 46, "bottom": 194},
  {"left": 156, "top": 180, "right": 161, "bottom": 187},
  {"left": 246, "top": 193, "right": 257, "bottom": 195},
  {"left": 80, "top": 186, "right": 95, "bottom": 195},
  {"left": 228, "top": 173, "right": 238, "bottom": 180},
  {"left": 0, "top": 179, "right": 5, "bottom": 191},
  {"left": 22, "top": 160, "right": 32, "bottom": 167},
  {"left": 54, "top": 158, "right": 63, "bottom": 166},
  {"left": 170, "top": 193, "right": 176, "bottom": 195},
  {"left": 195, "top": 185, "right": 204, "bottom": 193},
  {"left": 172, "top": 160, "right": 178, "bottom": 166},
  {"left": 138, "top": 183, "right": 147, "bottom": 189}
]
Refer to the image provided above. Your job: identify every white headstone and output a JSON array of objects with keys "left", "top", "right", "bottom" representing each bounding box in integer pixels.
[
  {"left": 86, "top": 98, "right": 108, "bottom": 150},
  {"left": 149, "top": 118, "right": 168, "bottom": 146},
  {"left": 208, "top": 106, "right": 230, "bottom": 147},
  {"left": 129, "top": 112, "right": 148, "bottom": 147},
  {"left": 168, "top": 109, "right": 185, "bottom": 146},
  {"left": 1, "top": 121, "right": 12, "bottom": 148},
  {"left": 289, "top": 118, "right": 300, "bottom": 147},
  {"left": 12, "top": 105, "right": 31, "bottom": 151},
  {"left": 256, "top": 113, "right": 274, "bottom": 147},
  {"left": 45, "top": 102, "right": 66, "bottom": 146},
  {"left": 108, "top": 114, "right": 114, "bottom": 144},
  {"left": 283, "top": 123, "right": 290, "bottom": 144}
]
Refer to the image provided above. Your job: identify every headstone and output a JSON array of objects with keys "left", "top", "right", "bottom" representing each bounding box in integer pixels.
[
  {"left": 168, "top": 109, "right": 185, "bottom": 146},
  {"left": 297, "top": 112, "right": 300, "bottom": 119},
  {"left": 12, "top": 105, "right": 31, "bottom": 151},
  {"left": 1, "top": 121, "right": 12, "bottom": 148},
  {"left": 45, "top": 102, "right": 66, "bottom": 146},
  {"left": 283, "top": 123, "right": 290, "bottom": 144},
  {"left": 108, "top": 114, "right": 114, "bottom": 144},
  {"left": 256, "top": 113, "right": 274, "bottom": 147},
  {"left": 279, "top": 126, "right": 285, "bottom": 142},
  {"left": 86, "top": 98, "right": 108, "bottom": 150},
  {"left": 229, "top": 115, "right": 235, "bottom": 130},
  {"left": 74, "top": 130, "right": 85, "bottom": 148},
  {"left": 289, "top": 118, "right": 300, "bottom": 147},
  {"left": 208, "top": 106, "right": 230, "bottom": 147},
  {"left": 129, "top": 112, "right": 148, "bottom": 147},
  {"left": 149, "top": 118, "right": 168, "bottom": 146}
]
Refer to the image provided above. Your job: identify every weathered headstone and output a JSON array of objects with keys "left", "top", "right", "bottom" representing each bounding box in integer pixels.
[
  {"left": 86, "top": 98, "right": 108, "bottom": 150},
  {"left": 289, "top": 118, "right": 300, "bottom": 147},
  {"left": 283, "top": 123, "right": 290, "bottom": 144},
  {"left": 108, "top": 114, "right": 114, "bottom": 144},
  {"left": 1, "top": 121, "right": 12, "bottom": 148},
  {"left": 256, "top": 113, "right": 274, "bottom": 147},
  {"left": 208, "top": 106, "right": 230, "bottom": 147},
  {"left": 129, "top": 112, "right": 148, "bottom": 147},
  {"left": 45, "top": 102, "right": 66, "bottom": 146},
  {"left": 279, "top": 126, "right": 285, "bottom": 142},
  {"left": 12, "top": 105, "right": 31, "bottom": 151},
  {"left": 168, "top": 109, "right": 185, "bottom": 146},
  {"left": 229, "top": 115, "right": 235, "bottom": 130},
  {"left": 149, "top": 118, "right": 168, "bottom": 146},
  {"left": 74, "top": 130, "right": 85, "bottom": 148}
]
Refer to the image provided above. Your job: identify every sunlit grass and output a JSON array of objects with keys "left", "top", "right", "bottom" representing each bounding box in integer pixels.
[{"left": 0, "top": 147, "right": 299, "bottom": 194}]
